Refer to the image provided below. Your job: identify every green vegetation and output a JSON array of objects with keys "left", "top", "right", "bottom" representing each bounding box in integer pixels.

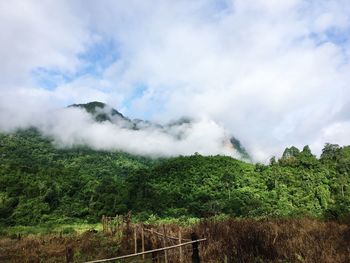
[
  {"left": 1, "top": 222, "right": 101, "bottom": 236},
  {"left": 0, "top": 129, "right": 154, "bottom": 226},
  {"left": 69, "top": 101, "right": 127, "bottom": 122},
  {"left": 1, "top": 129, "right": 350, "bottom": 228}
]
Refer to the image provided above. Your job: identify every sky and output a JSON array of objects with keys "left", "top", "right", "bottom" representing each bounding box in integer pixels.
[{"left": 0, "top": 0, "right": 350, "bottom": 161}]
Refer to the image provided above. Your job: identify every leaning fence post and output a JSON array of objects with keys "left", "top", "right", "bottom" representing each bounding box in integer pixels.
[{"left": 191, "top": 232, "right": 200, "bottom": 263}]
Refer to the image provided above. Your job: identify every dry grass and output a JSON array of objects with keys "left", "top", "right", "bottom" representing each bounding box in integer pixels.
[
  {"left": 193, "top": 218, "right": 350, "bottom": 262},
  {"left": 0, "top": 218, "right": 349, "bottom": 262},
  {"left": 0, "top": 231, "right": 121, "bottom": 263}
]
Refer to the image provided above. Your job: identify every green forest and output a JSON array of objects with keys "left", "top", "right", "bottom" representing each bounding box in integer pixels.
[{"left": 0, "top": 129, "right": 350, "bottom": 227}]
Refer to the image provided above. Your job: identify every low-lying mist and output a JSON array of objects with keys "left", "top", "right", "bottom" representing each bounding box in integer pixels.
[{"left": 0, "top": 103, "right": 242, "bottom": 158}]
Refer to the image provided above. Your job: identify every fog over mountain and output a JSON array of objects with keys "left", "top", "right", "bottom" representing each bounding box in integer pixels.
[
  {"left": 0, "top": 101, "right": 248, "bottom": 159},
  {"left": 1, "top": 1, "right": 350, "bottom": 161}
]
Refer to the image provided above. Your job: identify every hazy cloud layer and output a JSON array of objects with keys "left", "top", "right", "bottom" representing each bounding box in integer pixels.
[
  {"left": 0, "top": 0, "right": 350, "bottom": 161},
  {"left": 0, "top": 105, "right": 239, "bottom": 158}
]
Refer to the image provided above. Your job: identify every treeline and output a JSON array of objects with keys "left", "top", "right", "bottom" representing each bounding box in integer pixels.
[{"left": 0, "top": 129, "right": 349, "bottom": 226}]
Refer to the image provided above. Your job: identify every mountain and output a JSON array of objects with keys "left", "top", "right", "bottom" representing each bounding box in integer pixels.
[
  {"left": 230, "top": 137, "right": 250, "bottom": 161},
  {"left": 70, "top": 101, "right": 162, "bottom": 130},
  {"left": 1, "top": 128, "right": 349, "bottom": 226},
  {"left": 1, "top": 104, "right": 349, "bottom": 226},
  {"left": 70, "top": 101, "right": 251, "bottom": 160},
  {"left": 69, "top": 101, "right": 134, "bottom": 127}
]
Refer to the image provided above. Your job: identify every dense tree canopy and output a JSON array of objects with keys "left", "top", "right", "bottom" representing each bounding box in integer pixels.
[{"left": 0, "top": 129, "right": 349, "bottom": 226}]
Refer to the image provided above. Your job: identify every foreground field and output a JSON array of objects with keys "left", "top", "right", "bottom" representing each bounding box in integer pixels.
[{"left": 0, "top": 218, "right": 349, "bottom": 263}]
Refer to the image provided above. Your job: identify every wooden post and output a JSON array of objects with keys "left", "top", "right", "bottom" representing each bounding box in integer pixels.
[
  {"left": 65, "top": 245, "right": 74, "bottom": 263},
  {"left": 141, "top": 225, "right": 145, "bottom": 260},
  {"left": 107, "top": 217, "right": 109, "bottom": 234},
  {"left": 191, "top": 232, "right": 200, "bottom": 263},
  {"left": 163, "top": 225, "right": 168, "bottom": 263},
  {"left": 179, "top": 228, "right": 183, "bottom": 263},
  {"left": 134, "top": 225, "right": 138, "bottom": 254},
  {"left": 224, "top": 255, "right": 228, "bottom": 263},
  {"left": 102, "top": 215, "right": 105, "bottom": 233},
  {"left": 105, "top": 216, "right": 107, "bottom": 233},
  {"left": 151, "top": 228, "right": 159, "bottom": 263}
]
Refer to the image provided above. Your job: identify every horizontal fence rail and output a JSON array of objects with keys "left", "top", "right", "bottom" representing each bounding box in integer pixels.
[{"left": 143, "top": 227, "right": 191, "bottom": 242}]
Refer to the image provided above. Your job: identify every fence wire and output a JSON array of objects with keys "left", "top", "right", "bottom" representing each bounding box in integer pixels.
[
  {"left": 96, "top": 216, "right": 207, "bottom": 263},
  {"left": 109, "top": 245, "right": 194, "bottom": 263}
]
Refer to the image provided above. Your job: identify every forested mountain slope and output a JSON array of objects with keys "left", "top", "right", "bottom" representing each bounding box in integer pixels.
[
  {"left": 0, "top": 128, "right": 349, "bottom": 226},
  {"left": 0, "top": 129, "right": 154, "bottom": 225}
]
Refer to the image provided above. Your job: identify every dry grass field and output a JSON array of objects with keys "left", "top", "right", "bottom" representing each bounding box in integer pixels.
[{"left": 1, "top": 218, "right": 349, "bottom": 263}]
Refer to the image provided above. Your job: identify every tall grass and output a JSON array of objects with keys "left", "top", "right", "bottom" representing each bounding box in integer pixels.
[
  {"left": 193, "top": 218, "right": 350, "bottom": 262},
  {"left": 0, "top": 218, "right": 349, "bottom": 262}
]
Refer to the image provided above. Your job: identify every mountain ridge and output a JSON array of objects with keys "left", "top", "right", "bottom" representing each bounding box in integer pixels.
[
  {"left": 70, "top": 101, "right": 251, "bottom": 160},
  {"left": 68, "top": 101, "right": 251, "bottom": 161}
]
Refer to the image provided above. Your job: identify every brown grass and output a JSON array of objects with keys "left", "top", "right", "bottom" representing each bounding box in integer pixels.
[
  {"left": 0, "top": 218, "right": 349, "bottom": 263},
  {"left": 193, "top": 218, "right": 350, "bottom": 262},
  {"left": 0, "top": 231, "right": 121, "bottom": 263}
]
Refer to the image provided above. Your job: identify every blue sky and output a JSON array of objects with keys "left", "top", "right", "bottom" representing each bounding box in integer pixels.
[
  {"left": 1, "top": 0, "right": 350, "bottom": 160},
  {"left": 32, "top": 38, "right": 119, "bottom": 90}
]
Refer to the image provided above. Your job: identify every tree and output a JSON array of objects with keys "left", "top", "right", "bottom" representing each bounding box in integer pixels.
[
  {"left": 269, "top": 156, "right": 276, "bottom": 166},
  {"left": 299, "top": 145, "right": 317, "bottom": 168},
  {"left": 320, "top": 143, "right": 341, "bottom": 163},
  {"left": 279, "top": 146, "right": 300, "bottom": 166}
]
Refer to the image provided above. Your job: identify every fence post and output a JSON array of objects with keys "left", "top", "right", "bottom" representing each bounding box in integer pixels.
[
  {"left": 163, "top": 225, "right": 168, "bottom": 263},
  {"left": 191, "top": 232, "right": 200, "bottom": 263},
  {"left": 179, "top": 228, "right": 183, "bottom": 263},
  {"left": 151, "top": 228, "right": 159, "bottom": 263},
  {"left": 134, "top": 225, "right": 138, "bottom": 254},
  {"left": 102, "top": 215, "right": 105, "bottom": 233},
  {"left": 141, "top": 225, "right": 145, "bottom": 260},
  {"left": 65, "top": 245, "right": 74, "bottom": 263}
]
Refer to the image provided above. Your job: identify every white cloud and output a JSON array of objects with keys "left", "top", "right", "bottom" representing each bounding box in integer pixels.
[
  {"left": 0, "top": 0, "right": 350, "bottom": 161},
  {"left": 0, "top": 104, "right": 240, "bottom": 158},
  {"left": 0, "top": 0, "right": 93, "bottom": 88}
]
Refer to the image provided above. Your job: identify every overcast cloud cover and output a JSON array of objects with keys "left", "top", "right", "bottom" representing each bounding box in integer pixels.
[{"left": 0, "top": 0, "right": 350, "bottom": 161}]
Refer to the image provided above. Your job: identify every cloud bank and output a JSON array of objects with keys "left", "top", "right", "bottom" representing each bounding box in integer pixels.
[
  {"left": 0, "top": 104, "right": 239, "bottom": 158},
  {"left": 0, "top": 0, "right": 350, "bottom": 161}
]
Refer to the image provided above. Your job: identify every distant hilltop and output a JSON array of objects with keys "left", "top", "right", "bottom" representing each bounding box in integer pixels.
[{"left": 69, "top": 101, "right": 251, "bottom": 160}]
